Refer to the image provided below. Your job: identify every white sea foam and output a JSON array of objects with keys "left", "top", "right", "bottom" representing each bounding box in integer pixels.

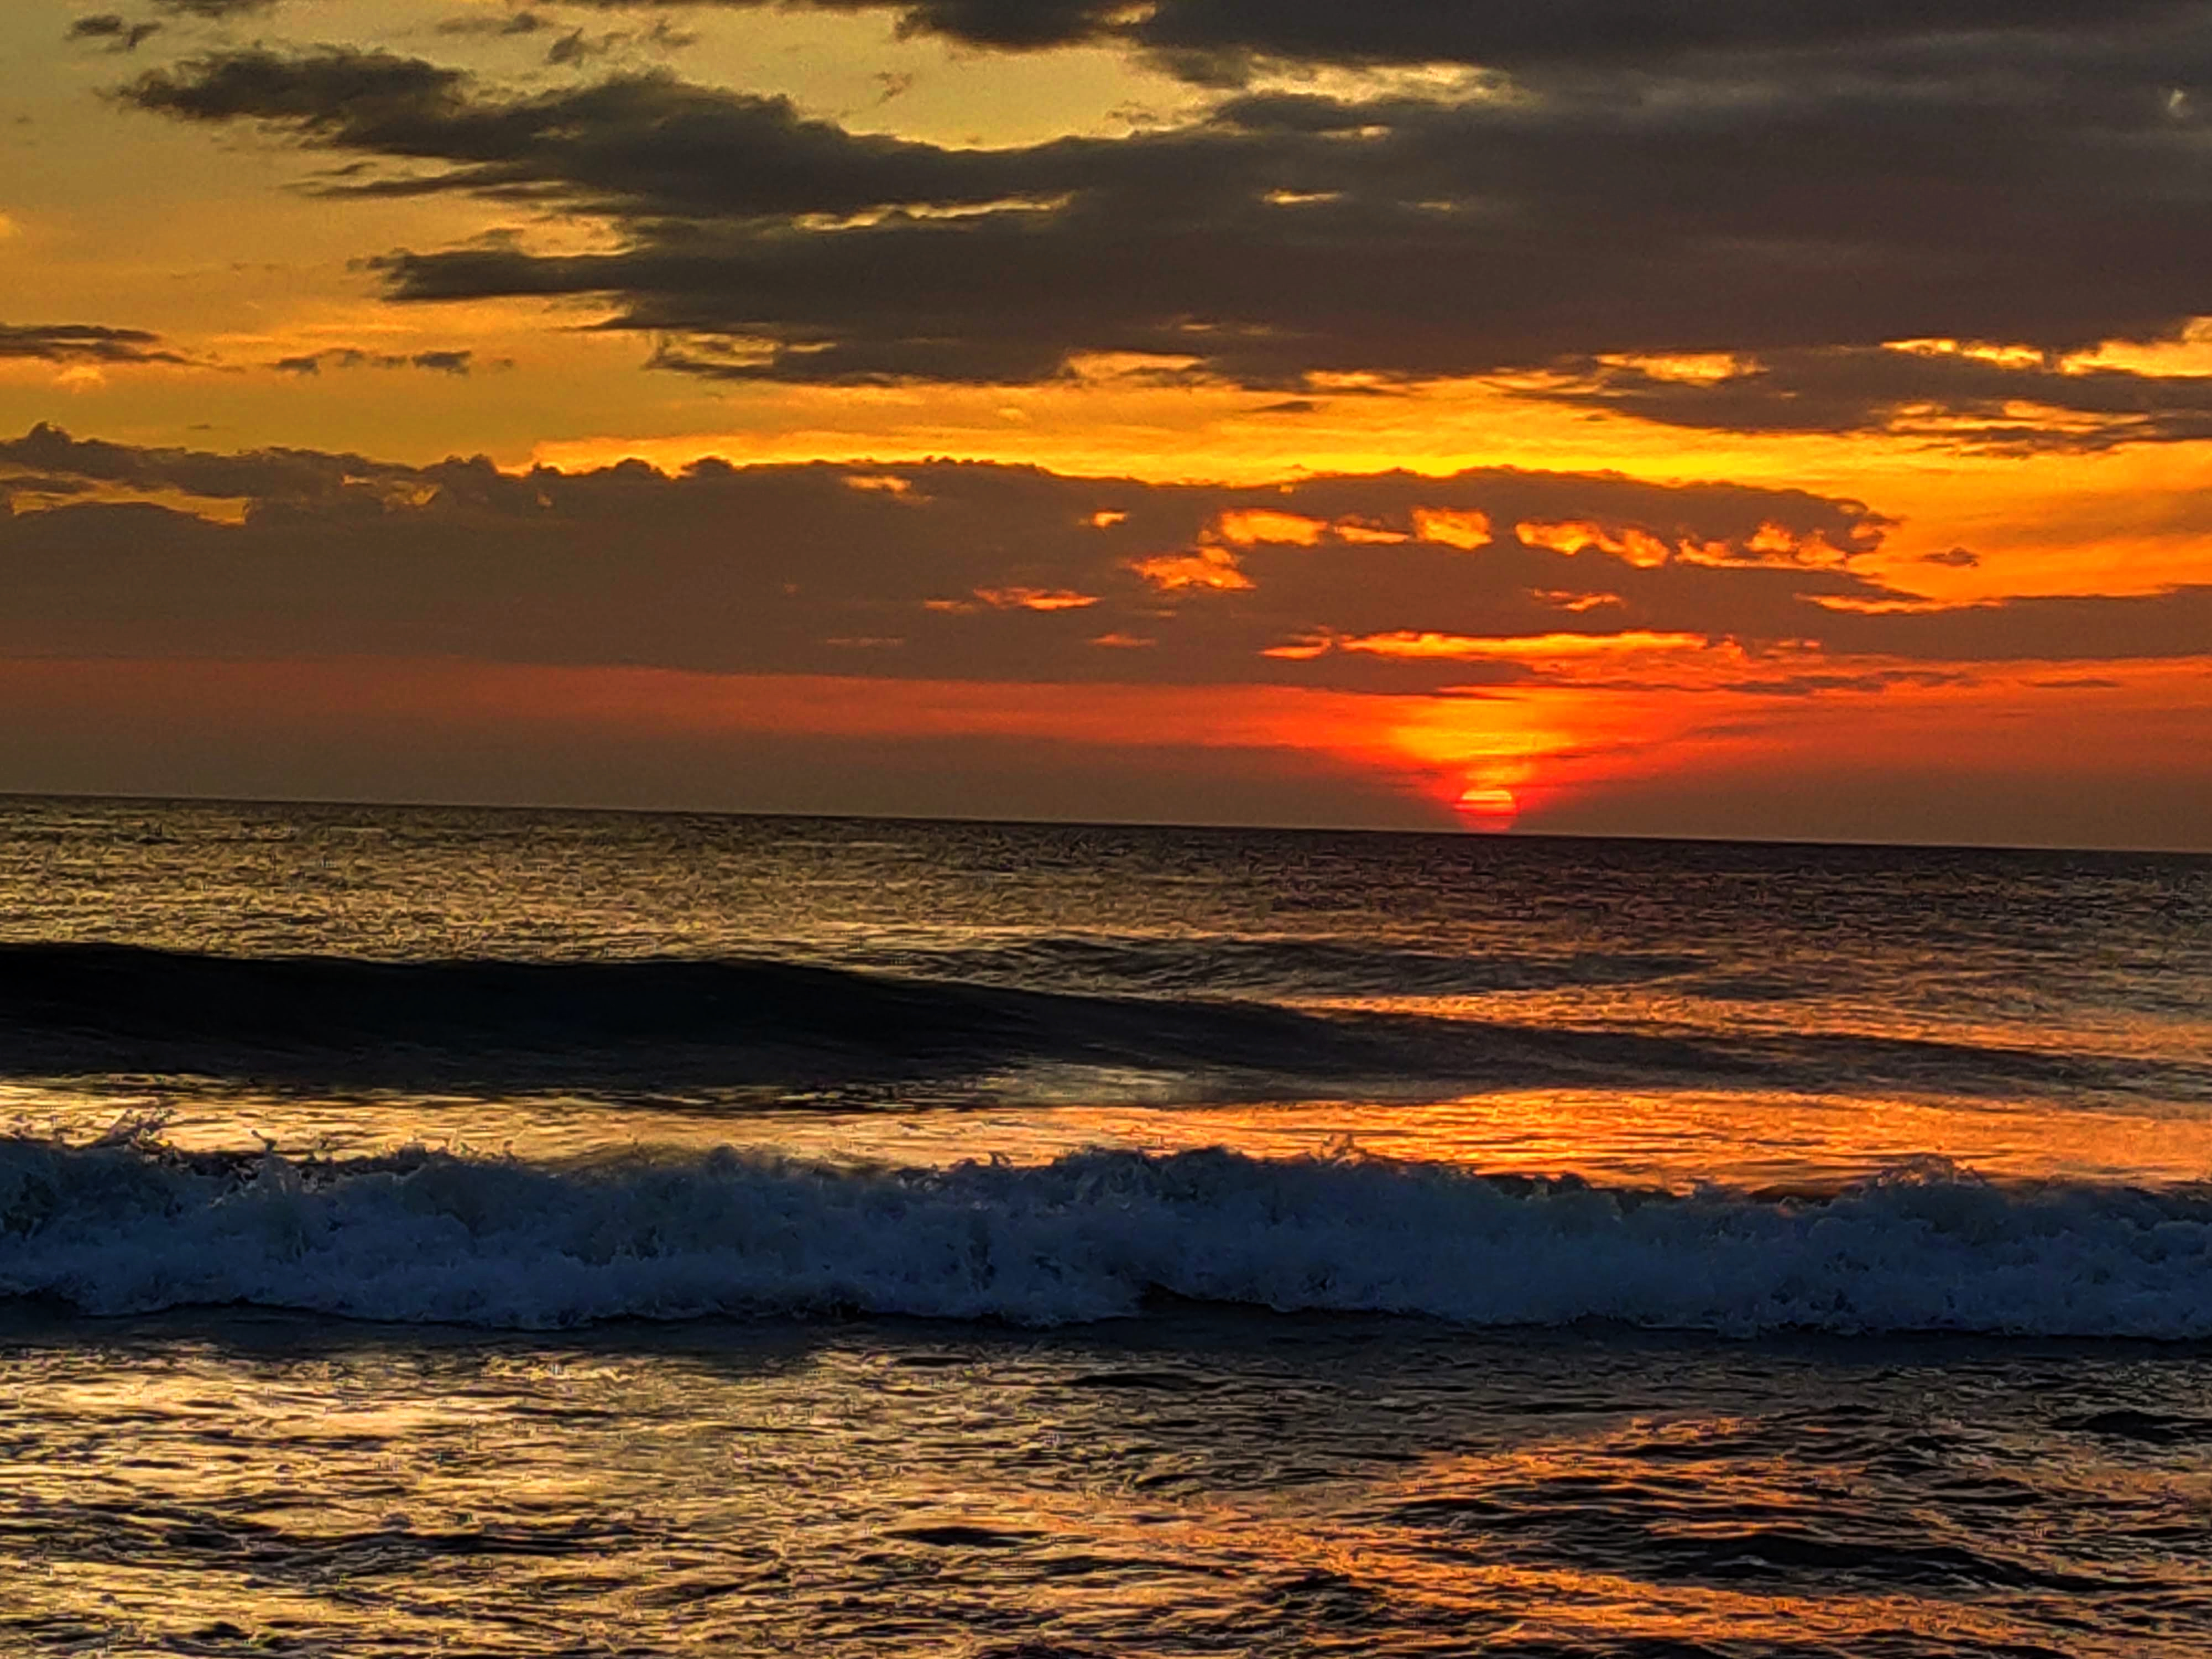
[{"left": 2, "top": 1137, "right": 2208, "bottom": 1336}]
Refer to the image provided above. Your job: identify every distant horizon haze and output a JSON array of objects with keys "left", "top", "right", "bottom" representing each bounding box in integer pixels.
[{"left": 4, "top": 787, "right": 2206, "bottom": 861}]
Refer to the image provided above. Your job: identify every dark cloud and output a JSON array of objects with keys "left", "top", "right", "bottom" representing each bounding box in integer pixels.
[
  {"left": 716, "top": 0, "right": 1108, "bottom": 52},
  {"left": 272, "top": 346, "right": 478, "bottom": 374},
  {"left": 0, "top": 324, "right": 185, "bottom": 365},
  {"left": 118, "top": 25, "right": 2212, "bottom": 398},
  {"left": 150, "top": 0, "right": 276, "bottom": 17},
  {"left": 437, "top": 11, "right": 553, "bottom": 39},
  {"left": 67, "top": 14, "right": 163, "bottom": 51},
  {"left": 566, "top": 0, "right": 2203, "bottom": 75},
  {"left": 1128, "top": 0, "right": 2204, "bottom": 77},
  {"left": 1682, "top": 667, "right": 1971, "bottom": 699},
  {"left": 0, "top": 473, "right": 96, "bottom": 520},
  {"left": 126, "top": 52, "right": 1020, "bottom": 219},
  {"left": 3, "top": 426, "right": 2205, "bottom": 698},
  {"left": 127, "top": 49, "right": 472, "bottom": 138},
  {"left": 546, "top": 29, "right": 604, "bottom": 67},
  {"left": 1522, "top": 348, "right": 2212, "bottom": 451},
  {"left": 1806, "top": 587, "right": 2212, "bottom": 665},
  {"left": 540, "top": 20, "right": 697, "bottom": 67},
  {"left": 0, "top": 422, "right": 412, "bottom": 502}
]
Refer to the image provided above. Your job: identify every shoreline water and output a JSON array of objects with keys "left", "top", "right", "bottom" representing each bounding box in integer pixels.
[{"left": 8, "top": 1303, "right": 2209, "bottom": 1656}]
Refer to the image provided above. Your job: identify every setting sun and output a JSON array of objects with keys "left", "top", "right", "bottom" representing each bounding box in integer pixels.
[{"left": 1454, "top": 784, "right": 1521, "bottom": 829}]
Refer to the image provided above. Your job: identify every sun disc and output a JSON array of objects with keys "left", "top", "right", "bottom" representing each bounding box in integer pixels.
[{"left": 1454, "top": 784, "right": 1520, "bottom": 828}]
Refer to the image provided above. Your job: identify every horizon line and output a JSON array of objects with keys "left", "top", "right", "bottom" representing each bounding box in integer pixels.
[{"left": 3, "top": 787, "right": 2203, "bottom": 862}]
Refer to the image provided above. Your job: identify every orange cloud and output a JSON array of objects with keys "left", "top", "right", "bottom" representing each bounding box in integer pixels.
[
  {"left": 1334, "top": 518, "right": 1411, "bottom": 545},
  {"left": 1531, "top": 589, "right": 1624, "bottom": 613},
  {"left": 973, "top": 586, "right": 1100, "bottom": 611},
  {"left": 1411, "top": 507, "right": 1493, "bottom": 550},
  {"left": 1129, "top": 545, "right": 1254, "bottom": 592},
  {"left": 843, "top": 472, "right": 917, "bottom": 497},
  {"left": 1215, "top": 508, "right": 1330, "bottom": 546},
  {"left": 1338, "top": 629, "right": 1709, "bottom": 660},
  {"left": 1515, "top": 520, "right": 1672, "bottom": 566}
]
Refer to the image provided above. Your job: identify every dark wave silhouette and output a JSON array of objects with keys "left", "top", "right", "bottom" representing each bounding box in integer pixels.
[
  {"left": 0, "top": 942, "right": 1727, "bottom": 1097},
  {"left": 0, "top": 943, "right": 2201, "bottom": 1106}
]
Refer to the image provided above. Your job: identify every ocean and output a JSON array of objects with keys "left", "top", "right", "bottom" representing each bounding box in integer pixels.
[{"left": 1, "top": 796, "right": 2208, "bottom": 1655}]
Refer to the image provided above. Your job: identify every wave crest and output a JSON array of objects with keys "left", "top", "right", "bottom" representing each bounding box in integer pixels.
[{"left": 4, "top": 1136, "right": 2208, "bottom": 1337}]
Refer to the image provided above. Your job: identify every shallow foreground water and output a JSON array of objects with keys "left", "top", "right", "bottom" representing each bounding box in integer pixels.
[{"left": 9, "top": 1311, "right": 2210, "bottom": 1657}]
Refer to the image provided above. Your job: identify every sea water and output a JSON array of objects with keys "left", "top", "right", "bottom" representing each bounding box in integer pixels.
[{"left": 1, "top": 798, "right": 2208, "bottom": 1654}]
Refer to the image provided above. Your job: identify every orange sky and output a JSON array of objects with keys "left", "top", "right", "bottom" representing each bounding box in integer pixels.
[{"left": 3, "top": 2, "right": 2211, "bottom": 846}]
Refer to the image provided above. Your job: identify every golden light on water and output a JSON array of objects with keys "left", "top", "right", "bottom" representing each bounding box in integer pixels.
[{"left": 25, "top": 1076, "right": 2212, "bottom": 1196}]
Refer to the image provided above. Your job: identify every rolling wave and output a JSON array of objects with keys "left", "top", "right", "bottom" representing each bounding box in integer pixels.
[
  {"left": 3, "top": 1136, "right": 2208, "bottom": 1336},
  {"left": 0, "top": 941, "right": 1721, "bottom": 1097},
  {"left": 0, "top": 943, "right": 2200, "bottom": 1106}
]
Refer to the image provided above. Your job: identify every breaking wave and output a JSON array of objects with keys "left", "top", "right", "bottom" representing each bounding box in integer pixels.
[{"left": 4, "top": 1134, "right": 2208, "bottom": 1337}]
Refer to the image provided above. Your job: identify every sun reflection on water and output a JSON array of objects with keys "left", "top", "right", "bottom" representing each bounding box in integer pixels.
[{"left": 14, "top": 1080, "right": 2206, "bottom": 1193}]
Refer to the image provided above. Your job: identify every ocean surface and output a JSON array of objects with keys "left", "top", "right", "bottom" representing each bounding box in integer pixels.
[{"left": 1, "top": 796, "right": 2208, "bottom": 1655}]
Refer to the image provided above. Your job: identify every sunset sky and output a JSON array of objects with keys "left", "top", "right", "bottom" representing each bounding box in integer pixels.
[{"left": 6, "top": 0, "right": 2212, "bottom": 846}]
